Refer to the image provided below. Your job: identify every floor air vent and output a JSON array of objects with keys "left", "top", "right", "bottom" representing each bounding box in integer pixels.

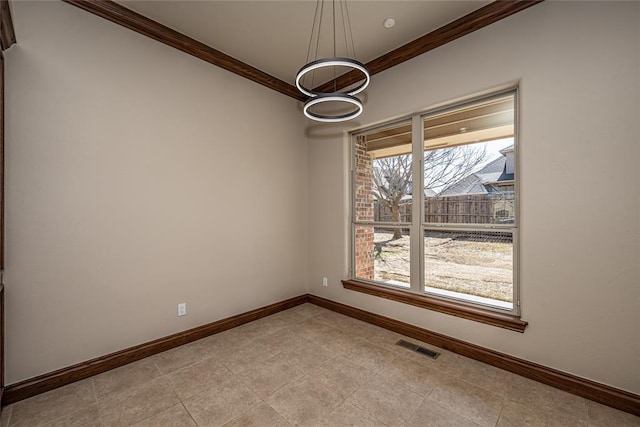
[{"left": 395, "top": 339, "right": 440, "bottom": 359}]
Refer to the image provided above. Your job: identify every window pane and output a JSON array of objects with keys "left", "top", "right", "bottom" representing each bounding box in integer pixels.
[
  {"left": 424, "top": 230, "right": 513, "bottom": 309},
  {"left": 425, "top": 184, "right": 515, "bottom": 225},
  {"left": 354, "top": 121, "right": 413, "bottom": 224},
  {"left": 351, "top": 91, "right": 519, "bottom": 316},
  {"left": 354, "top": 225, "right": 410, "bottom": 289},
  {"left": 423, "top": 94, "right": 515, "bottom": 225}
]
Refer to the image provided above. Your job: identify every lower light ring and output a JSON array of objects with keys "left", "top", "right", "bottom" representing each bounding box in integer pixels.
[{"left": 303, "top": 93, "right": 363, "bottom": 123}]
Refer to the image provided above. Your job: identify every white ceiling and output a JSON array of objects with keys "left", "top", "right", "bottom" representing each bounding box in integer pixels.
[{"left": 117, "top": 1, "right": 491, "bottom": 86}]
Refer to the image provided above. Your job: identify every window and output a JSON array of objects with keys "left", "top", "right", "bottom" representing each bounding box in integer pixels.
[{"left": 349, "top": 90, "right": 526, "bottom": 331}]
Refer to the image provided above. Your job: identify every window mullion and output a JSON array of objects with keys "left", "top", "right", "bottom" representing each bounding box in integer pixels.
[
  {"left": 349, "top": 89, "right": 519, "bottom": 317},
  {"left": 410, "top": 115, "right": 424, "bottom": 294}
]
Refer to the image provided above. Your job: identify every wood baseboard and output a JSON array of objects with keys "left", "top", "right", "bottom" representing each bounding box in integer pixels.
[
  {"left": 4, "top": 293, "right": 638, "bottom": 417},
  {"left": 307, "top": 294, "right": 640, "bottom": 416},
  {"left": 2, "top": 294, "right": 307, "bottom": 406}
]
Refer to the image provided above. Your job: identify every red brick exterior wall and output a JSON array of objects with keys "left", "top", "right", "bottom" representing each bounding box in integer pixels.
[{"left": 354, "top": 135, "right": 375, "bottom": 280}]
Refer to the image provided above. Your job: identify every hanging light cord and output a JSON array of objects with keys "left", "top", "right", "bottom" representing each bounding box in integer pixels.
[
  {"left": 296, "top": 0, "right": 370, "bottom": 122},
  {"left": 344, "top": 0, "right": 357, "bottom": 60},
  {"left": 333, "top": 0, "right": 337, "bottom": 92},
  {"left": 339, "top": 0, "right": 349, "bottom": 58},
  {"left": 304, "top": 0, "right": 323, "bottom": 90}
]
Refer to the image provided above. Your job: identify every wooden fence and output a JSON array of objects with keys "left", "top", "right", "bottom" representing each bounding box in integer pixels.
[{"left": 374, "top": 192, "right": 515, "bottom": 224}]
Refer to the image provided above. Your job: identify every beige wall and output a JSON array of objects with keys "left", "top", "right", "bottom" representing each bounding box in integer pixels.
[
  {"left": 4, "top": 0, "right": 639, "bottom": 396},
  {"left": 4, "top": 1, "right": 308, "bottom": 384},
  {"left": 308, "top": 1, "right": 640, "bottom": 394}
]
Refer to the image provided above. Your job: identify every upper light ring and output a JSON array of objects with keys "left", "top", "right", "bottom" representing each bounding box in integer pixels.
[{"left": 296, "top": 57, "right": 370, "bottom": 97}]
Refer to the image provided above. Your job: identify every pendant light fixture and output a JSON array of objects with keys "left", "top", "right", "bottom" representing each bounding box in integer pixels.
[{"left": 296, "top": 0, "right": 370, "bottom": 122}]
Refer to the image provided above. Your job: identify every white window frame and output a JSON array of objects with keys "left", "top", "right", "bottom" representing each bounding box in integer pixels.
[{"left": 349, "top": 88, "right": 520, "bottom": 318}]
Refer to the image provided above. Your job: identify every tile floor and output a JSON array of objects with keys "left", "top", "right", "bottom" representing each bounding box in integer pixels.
[{"left": 2, "top": 303, "right": 639, "bottom": 426}]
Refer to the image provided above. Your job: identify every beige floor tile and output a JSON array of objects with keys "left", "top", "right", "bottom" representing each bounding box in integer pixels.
[
  {"left": 507, "top": 374, "right": 588, "bottom": 418},
  {"left": 183, "top": 377, "right": 262, "bottom": 427},
  {"left": 388, "top": 338, "right": 461, "bottom": 371},
  {"left": 286, "top": 303, "right": 327, "bottom": 319},
  {"left": 217, "top": 340, "right": 277, "bottom": 374},
  {"left": 427, "top": 377, "right": 505, "bottom": 427},
  {"left": 196, "top": 333, "right": 274, "bottom": 373},
  {"left": 98, "top": 377, "right": 179, "bottom": 427},
  {"left": 279, "top": 341, "right": 336, "bottom": 372},
  {"left": 377, "top": 354, "right": 447, "bottom": 398},
  {"left": 93, "top": 358, "right": 162, "bottom": 398},
  {"left": 407, "top": 401, "right": 481, "bottom": 427},
  {"left": 282, "top": 320, "right": 321, "bottom": 342},
  {"left": 222, "top": 402, "right": 291, "bottom": 427},
  {"left": 497, "top": 399, "right": 587, "bottom": 427},
  {"left": 318, "top": 401, "right": 385, "bottom": 426},
  {"left": 313, "top": 310, "right": 355, "bottom": 329},
  {"left": 237, "top": 354, "right": 305, "bottom": 398},
  {"left": 349, "top": 374, "right": 424, "bottom": 425},
  {"left": 311, "top": 326, "right": 363, "bottom": 355},
  {"left": 133, "top": 403, "right": 196, "bottom": 427},
  {"left": 207, "top": 326, "right": 251, "bottom": 344},
  {"left": 586, "top": 400, "right": 640, "bottom": 427},
  {"left": 232, "top": 317, "right": 288, "bottom": 341},
  {"left": 266, "top": 376, "right": 343, "bottom": 426},
  {"left": 167, "top": 356, "right": 235, "bottom": 400},
  {"left": 344, "top": 340, "right": 398, "bottom": 373},
  {"left": 12, "top": 404, "right": 102, "bottom": 427},
  {"left": 248, "top": 314, "right": 291, "bottom": 331},
  {"left": 291, "top": 318, "right": 338, "bottom": 342},
  {"left": 449, "top": 357, "right": 515, "bottom": 396},
  {"left": 151, "top": 341, "right": 208, "bottom": 375},
  {"left": 1, "top": 405, "right": 11, "bottom": 427},
  {"left": 264, "top": 308, "right": 308, "bottom": 326},
  {"left": 422, "top": 348, "right": 468, "bottom": 375},
  {"left": 253, "top": 327, "right": 311, "bottom": 355},
  {"left": 299, "top": 316, "right": 337, "bottom": 332},
  {"left": 188, "top": 333, "right": 247, "bottom": 360},
  {"left": 336, "top": 317, "right": 382, "bottom": 339},
  {"left": 10, "top": 378, "right": 96, "bottom": 426},
  {"left": 366, "top": 327, "right": 407, "bottom": 350},
  {"left": 5, "top": 306, "right": 628, "bottom": 427},
  {"left": 307, "top": 356, "right": 375, "bottom": 399}
]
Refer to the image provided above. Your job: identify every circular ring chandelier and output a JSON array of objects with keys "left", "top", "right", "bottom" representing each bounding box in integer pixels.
[
  {"left": 303, "top": 93, "right": 364, "bottom": 123},
  {"left": 296, "top": 57, "right": 370, "bottom": 97},
  {"left": 296, "top": 0, "right": 369, "bottom": 123}
]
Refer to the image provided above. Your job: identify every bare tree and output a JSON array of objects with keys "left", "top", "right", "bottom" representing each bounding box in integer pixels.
[
  {"left": 424, "top": 145, "right": 487, "bottom": 192},
  {"left": 373, "top": 145, "right": 487, "bottom": 240},
  {"left": 373, "top": 154, "right": 412, "bottom": 240}
]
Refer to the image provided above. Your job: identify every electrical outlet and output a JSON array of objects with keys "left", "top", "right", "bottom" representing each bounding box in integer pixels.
[
  {"left": 322, "top": 277, "right": 328, "bottom": 287},
  {"left": 177, "top": 302, "right": 186, "bottom": 316}
]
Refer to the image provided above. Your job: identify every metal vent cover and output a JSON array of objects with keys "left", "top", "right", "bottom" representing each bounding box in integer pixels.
[{"left": 396, "top": 339, "right": 440, "bottom": 359}]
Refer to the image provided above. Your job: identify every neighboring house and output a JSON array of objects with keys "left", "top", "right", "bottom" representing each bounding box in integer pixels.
[
  {"left": 436, "top": 145, "right": 515, "bottom": 223},
  {"left": 439, "top": 145, "right": 515, "bottom": 196},
  {"left": 375, "top": 146, "right": 517, "bottom": 223}
]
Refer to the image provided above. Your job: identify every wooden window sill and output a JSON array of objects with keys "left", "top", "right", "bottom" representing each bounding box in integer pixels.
[{"left": 342, "top": 279, "right": 528, "bottom": 333}]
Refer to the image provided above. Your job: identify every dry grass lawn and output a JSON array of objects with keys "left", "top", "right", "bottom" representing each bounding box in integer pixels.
[{"left": 374, "top": 231, "right": 513, "bottom": 302}]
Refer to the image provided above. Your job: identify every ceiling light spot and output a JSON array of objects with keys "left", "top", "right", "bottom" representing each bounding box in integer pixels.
[{"left": 383, "top": 17, "right": 395, "bottom": 29}]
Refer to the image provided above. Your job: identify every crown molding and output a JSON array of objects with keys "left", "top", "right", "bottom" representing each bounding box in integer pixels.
[
  {"left": 62, "top": 0, "right": 306, "bottom": 101},
  {"left": 62, "top": 1, "right": 544, "bottom": 103},
  {"left": 0, "top": 0, "right": 16, "bottom": 51},
  {"left": 313, "top": 0, "right": 544, "bottom": 94}
]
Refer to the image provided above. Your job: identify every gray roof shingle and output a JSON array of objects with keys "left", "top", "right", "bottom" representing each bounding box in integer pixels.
[{"left": 439, "top": 152, "right": 513, "bottom": 196}]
